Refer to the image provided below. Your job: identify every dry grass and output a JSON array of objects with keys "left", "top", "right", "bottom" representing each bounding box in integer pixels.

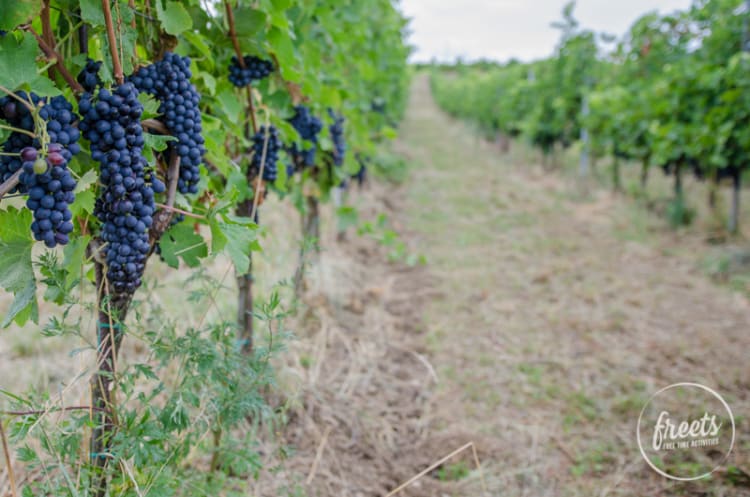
[{"left": 397, "top": 76, "right": 750, "bottom": 496}]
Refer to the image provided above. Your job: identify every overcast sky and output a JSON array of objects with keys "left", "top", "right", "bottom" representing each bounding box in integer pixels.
[{"left": 399, "top": 0, "right": 693, "bottom": 63}]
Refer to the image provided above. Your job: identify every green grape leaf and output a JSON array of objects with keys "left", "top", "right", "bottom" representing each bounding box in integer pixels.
[
  {"left": 62, "top": 234, "right": 91, "bottom": 288},
  {"left": 234, "top": 7, "right": 267, "bottom": 37},
  {"left": 158, "top": 223, "right": 207, "bottom": 268},
  {"left": 268, "top": 27, "right": 298, "bottom": 80},
  {"left": 183, "top": 31, "right": 214, "bottom": 68},
  {"left": 0, "top": 32, "right": 42, "bottom": 92},
  {"left": 269, "top": 0, "right": 292, "bottom": 11},
  {"left": 381, "top": 126, "right": 398, "bottom": 140},
  {"left": 156, "top": 0, "right": 193, "bottom": 35},
  {"left": 198, "top": 71, "right": 217, "bottom": 96},
  {"left": 0, "top": 0, "right": 40, "bottom": 30},
  {"left": 22, "top": 76, "right": 61, "bottom": 97},
  {"left": 78, "top": 0, "right": 105, "bottom": 26},
  {"left": 216, "top": 88, "right": 242, "bottom": 124},
  {"left": 269, "top": 10, "right": 290, "bottom": 31},
  {"left": 138, "top": 93, "right": 162, "bottom": 119},
  {"left": 1, "top": 279, "right": 37, "bottom": 328},
  {"left": 144, "top": 133, "right": 177, "bottom": 152},
  {"left": 0, "top": 207, "right": 37, "bottom": 327},
  {"left": 210, "top": 220, "right": 260, "bottom": 274},
  {"left": 74, "top": 169, "right": 98, "bottom": 193},
  {"left": 226, "top": 168, "right": 253, "bottom": 201},
  {"left": 69, "top": 189, "right": 95, "bottom": 217}
]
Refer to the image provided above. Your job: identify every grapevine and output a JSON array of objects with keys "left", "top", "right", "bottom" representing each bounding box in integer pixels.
[{"left": 0, "top": 1, "right": 411, "bottom": 495}]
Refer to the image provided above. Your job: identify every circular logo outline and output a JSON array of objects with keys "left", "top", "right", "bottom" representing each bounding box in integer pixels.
[{"left": 637, "top": 382, "right": 735, "bottom": 481}]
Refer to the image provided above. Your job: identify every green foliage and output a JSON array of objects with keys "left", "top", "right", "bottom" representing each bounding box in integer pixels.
[
  {"left": 0, "top": 0, "right": 411, "bottom": 326},
  {"left": 3, "top": 269, "right": 290, "bottom": 497},
  {"left": 0, "top": 206, "right": 37, "bottom": 326},
  {"left": 436, "top": 461, "right": 471, "bottom": 481},
  {"left": 431, "top": 0, "right": 750, "bottom": 230},
  {"left": 0, "top": 0, "right": 410, "bottom": 494}
]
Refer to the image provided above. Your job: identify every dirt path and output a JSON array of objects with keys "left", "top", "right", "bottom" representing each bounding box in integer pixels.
[
  {"left": 253, "top": 76, "right": 750, "bottom": 496},
  {"left": 383, "top": 76, "right": 750, "bottom": 496}
]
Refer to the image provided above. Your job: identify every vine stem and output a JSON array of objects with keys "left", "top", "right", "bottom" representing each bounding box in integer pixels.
[
  {"left": 41, "top": 0, "right": 56, "bottom": 81},
  {"left": 224, "top": 0, "right": 246, "bottom": 69},
  {"left": 224, "top": 0, "right": 261, "bottom": 357},
  {"left": 0, "top": 418, "right": 18, "bottom": 497},
  {"left": 245, "top": 86, "right": 258, "bottom": 136},
  {"left": 128, "top": 0, "right": 136, "bottom": 29},
  {"left": 88, "top": 146, "right": 179, "bottom": 497},
  {"left": 148, "top": 152, "right": 181, "bottom": 250},
  {"left": 223, "top": 0, "right": 259, "bottom": 135},
  {"left": 102, "top": 0, "right": 124, "bottom": 85},
  {"left": 249, "top": 123, "right": 271, "bottom": 221},
  {"left": 234, "top": 119, "right": 271, "bottom": 355},
  {"left": 0, "top": 85, "right": 35, "bottom": 113},
  {"left": 0, "top": 169, "right": 23, "bottom": 201},
  {"left": 90, "top": 253, "right": 128, "bottom": 497},
  {"left": 0, "top": 124, "right": 36, "bottom": 139},
  {"left": 142, "top": 118, "right": 169, "bottom": 134},
  {"left": 24, "top": 27, "right": 85, "bottom": 94}
]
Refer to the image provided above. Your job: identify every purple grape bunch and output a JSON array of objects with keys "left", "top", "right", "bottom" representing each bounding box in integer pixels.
[
  {"left": 130, "top": 52, "right": 205, "bottom": 195},
  {"left": 228, "top": 55, "right": 274, "bottom": 87},
  {"left": 0, "top": 93, "right": 81, "bottom": 247},
  {"left": 288, "top": 105, "right": 323, "bottom": 170},
  {"left": 328, "top": 109, "right": 346, "bottom": 167},
  {"left": 79, "top": 82, "right": 165, "bottom": 293},
  {"left": 77, "top": 59, "right": 103, "bottom": 93},
  {"left": 249, "top": 126, "right": 281, "bottom": 182}
]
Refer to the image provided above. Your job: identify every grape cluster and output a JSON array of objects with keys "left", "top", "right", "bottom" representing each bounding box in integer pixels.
[
  {"left": 328, "top": 109, "right": 346, "bottom": 166},
  {"left": 354, "top": 165, "right": 367, "bottom": 186},
  {"left": 21, "top": 145, "right": 77, "bottom": 247},
  {"left": 130, "top": 52, "right": 205, "bottom": 194},
  {"left": 79, "top": 83, "right": 165, "bottom": 293},
  {"left": 228, "top": 55, "right": 274, "bottom": 87},
  {"left": 249, "top": 126, "right": 281, "bottom": 182},
  {"left": 288, "top": 105, "right": 322, "bottom": 168},
  {"left": 0, "top": 93, "right": 81, "bottom": 247},
  {"left": 354, "top": 154, "right": 368, "bottom": 186},
  {"left": 77, "top": 59, "right": 103, "bottom": 93}
]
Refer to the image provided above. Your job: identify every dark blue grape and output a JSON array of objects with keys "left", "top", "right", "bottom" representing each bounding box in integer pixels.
[
  {"left": 80, "top": 82, "right": 157, "bottom": 293},
  {"left": 287, "top": 105, "right": 323, "bottom": 172},
  {"left": 228, "top": 55, "right": 274, "bottom": 87},
  {"left": 249, "top": 126, "right": 281, "bottom": 182},
  {"left": 130, "top": 52, "right": 205, "bottom": 195},
  {"left": 328, "top": 109, "right": 346, "bottom": 167},
  {"left": 354, "top": 157, "right": 368, "bottom": 187},
  {"left": 76, "top": 59, "right": 103, "bottom": 93},
  {"left": 0, "top": 93, "right": 80, "bottom": 247}
]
